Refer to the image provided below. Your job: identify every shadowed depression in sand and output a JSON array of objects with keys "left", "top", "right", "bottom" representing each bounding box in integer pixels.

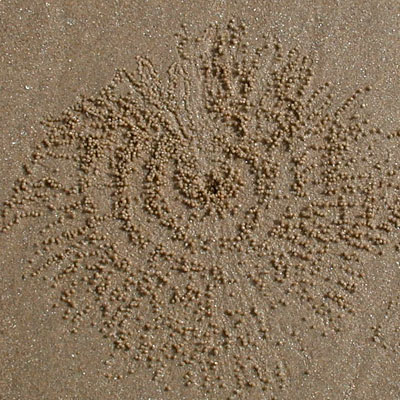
[{"left": 1, "top": 19, "right": 400, "bottom": 400}]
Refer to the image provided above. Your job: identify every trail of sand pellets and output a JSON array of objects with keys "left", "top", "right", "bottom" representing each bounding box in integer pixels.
[{"left": 2, "top": 20, "right": 400, "bottom": 398}]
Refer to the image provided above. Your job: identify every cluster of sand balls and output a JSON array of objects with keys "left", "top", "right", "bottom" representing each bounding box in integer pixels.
[{"left": 2, "top": 20, "right": 400, "bottom": 398}]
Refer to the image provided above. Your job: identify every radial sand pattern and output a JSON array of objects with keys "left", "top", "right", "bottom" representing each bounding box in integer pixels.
[{"left": 2, "top": 20, "right": 400, "bottom": 398}]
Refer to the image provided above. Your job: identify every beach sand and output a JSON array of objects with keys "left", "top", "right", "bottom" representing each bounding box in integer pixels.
[{"left": 1, "top": 1, "right": 400, "bottom": 399}]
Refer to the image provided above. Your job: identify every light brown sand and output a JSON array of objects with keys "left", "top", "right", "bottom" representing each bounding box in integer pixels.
[{"left": 1, "top": 1, "right": 400, "bottom": 399}]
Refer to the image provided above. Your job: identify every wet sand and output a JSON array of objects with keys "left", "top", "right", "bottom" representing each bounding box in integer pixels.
[{"left": 1, "top": 1, "right": 400, "bottom": 399}]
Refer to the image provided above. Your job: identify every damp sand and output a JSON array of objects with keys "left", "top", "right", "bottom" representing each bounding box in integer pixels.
[{"left": 1, "top": 4, "right": 400, "bottom": 400}]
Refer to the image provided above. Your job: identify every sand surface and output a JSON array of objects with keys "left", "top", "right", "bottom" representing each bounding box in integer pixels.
[{"left": 1, "top": 1, "right": 400, "bottom": 399}]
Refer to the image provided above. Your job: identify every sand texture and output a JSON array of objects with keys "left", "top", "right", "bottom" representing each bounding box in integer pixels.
[{"left": 1, "top": 1, "right": 400, "bottom": 399}]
